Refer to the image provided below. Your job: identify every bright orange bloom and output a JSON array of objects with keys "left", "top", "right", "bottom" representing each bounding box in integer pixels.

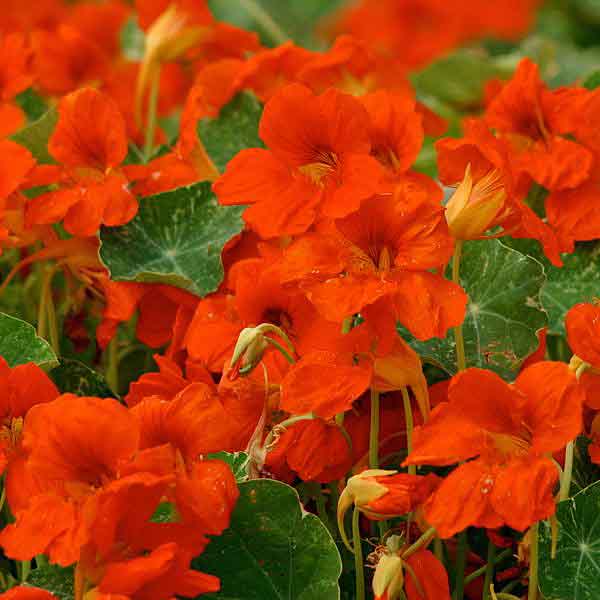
[
  {"left": 26, "top": 88, "right": 137, "bottom": 237},
  {"left": 280, "top": 187, "right": 465, "bottom": 340},
  {"left": 31, "top": 25, "right": 110, "bottom": 95},
  {"left": 485, "top": 58, "right": 594, "bottom": 191},
  {"left": 0, "top": 357, "right": 59, "bottom": 476},
  {"left": 0, "top": 395, "right": 139, "bottom": 565},
  {"left": 98, "top": 281, "right": 198, "bottom": 350},
  {"left": 405, "top": 363, "right": 583, "bottom": 537},
  {"left": 213, "top": 83, "right": 383, "bottom": 238},
  {"left": 96, "top": 542, "right": 219, "bottom": 600},
  {"left": 125, "top": 354, "right": 213, "bottom": 407},
  {"left": 185, "top": 256, "right": 339, "bottom": 374},
  {"left": 265, "top": 418, "right": 352, "bottom": 483}
]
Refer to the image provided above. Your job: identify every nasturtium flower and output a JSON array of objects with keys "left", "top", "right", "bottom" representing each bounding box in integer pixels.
[
  {"left": 405, "top": 363, "right": 583, "bottom": 537},
  {"left": 214, "top": 83, "right": 384, "bottom": 238}
]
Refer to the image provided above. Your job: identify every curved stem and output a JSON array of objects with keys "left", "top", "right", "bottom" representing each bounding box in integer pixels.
[
  {"left": 352, "top": 506, "right": 365, "bottom": 600},
  {"left": 559, "top": 439, "right": 574, "bottom": 502},
  {"left": 402, "top": 387, "right": 415, "bottom": 475},
  {"left": 106, "top": 336, "right": 120, "bottom": 395},
  {"left": 528, "top": 522, "right": 539, "bottom": 600},
  {"left": 402, "top": 526, "right": 436, "bottom": 559},
  {"left": 264, "top": 413, "right": 315, "bottom": 450},
  {"left": 452, "top": 240, "right": 466, "bottom": 372},
  {"left": 238, "top": 0, "right": 290, "bottom": 45},
  {"left": 143, "top": 66, "right": 161, "bottom": 161},
  {"left": 265, "top": 336, "right": 296, "bottom": 364},
  {"left": 369, "top": 388, "right": 380, "bottom": 469}
]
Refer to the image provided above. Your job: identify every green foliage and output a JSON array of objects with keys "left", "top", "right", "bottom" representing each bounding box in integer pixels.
[
  {"left": 399, "top": 239, "right": 547, "bottom": 379},
  {"left": 193, "top": 479, "right": 342, "bottom": 599},
  {"left": 50, "top": 358, "right": 115, "bottom": 398},
  {"left": 26, "top": 565, "right": 74, "bottom": 600},
  {"left": 10, "top": 107, "right": 58, "bottom": 164},
  {"left": 198, "top": 92, "right": 265, "bottom": 173},
  {"left": 99, "top": 182, "right": 244, "bottom": 297},
  {"left": 539, "top": 481, "right": 600, "bottom": 600},
  {"left": 207, "top": 451, "right": 251, "bottom": 483},
  {"left": 208, "top": 0, "right": 345, "bottom": 49},
  {"left": 0, "top": 312, "right": 57, "bottom": 369},
  {"left": 120, "top": 16, "right": 145, "bottom": 61},
  {"left": 15, "top": 88, "right": 49, "bottom": 122}
]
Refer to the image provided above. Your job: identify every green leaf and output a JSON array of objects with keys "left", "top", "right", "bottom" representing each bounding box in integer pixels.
[
  {"left": 99, "top": 182, "right": 244, "bottom": 297},
  {"left": 15, "top": 88, "right": 49, "bottom": 122},
  {"left": 398, "top": 239, "right": 547, "bottom": 380},
  {"left": 505, "top": 239, "right": 600, "bottom": 336},
  {"left": 207, "top": 0, "right": 345, "bottom": 49},
  {"left": 0, "top": 312, "right": 58, "bottom": 369},
  {"left": 198, "top": 92, "right": 264, "bottom": 173},
  {"left": 539, "top": 481, "right": 600, "bottom": 600},
  {"left": 207, "top": 451, "right": 251, "bottom": 483},
  {"left": 571, "top": 436, "right": 600, "bottom": 496},
  {"left": 50, "top": 358, "right": 114, "bottom": 398},
  {"left": 10, "top": 107, "right": 58, "bottom": 164},
  {"left": 192, "top": 479, "right": 342, "bottom": 599},
  {"left": 584, "top": 70, "right": 600, "bottom": 90},
  {"left": 411, "top": 50, "right": 511, "bottom": 110},
  {"left": 120, "top": 16, "right": 145, "bottom": 61},
  {"left": 26, "top": 565, "right": 74, "bottom": 600}
]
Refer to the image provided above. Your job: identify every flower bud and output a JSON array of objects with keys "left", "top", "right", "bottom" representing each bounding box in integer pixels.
[
  {"left": 373, "top": 554, "right": 404, "bottom": 600},
  {"left": 445, "top": 164, "right": 506, "bottom": 240}
]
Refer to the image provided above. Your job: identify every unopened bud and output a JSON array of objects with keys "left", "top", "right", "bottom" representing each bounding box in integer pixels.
[
  {"left": 445, "top": 164, "right": 506, "bottom": 240},
  {"left": 373, "top": 554, "right": 404, "bottom": 600}
]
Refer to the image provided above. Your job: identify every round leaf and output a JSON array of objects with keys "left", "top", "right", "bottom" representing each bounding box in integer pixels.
[
  {"left": 398, "top": 239, "right": 547, "bottom": 379},
  {"left": 539, "top": 481, "right": 600, "bottom": 600},
  {"left": 192, "top": 479, "right": 342, "bottom": 599},
  {"left": 99, "top": 182, "right": 244, "bottom": 297}
]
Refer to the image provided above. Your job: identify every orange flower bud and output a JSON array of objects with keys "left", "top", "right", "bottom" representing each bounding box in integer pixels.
[{"left": 445, "top": 164, "right": 506, "bottom": 240}]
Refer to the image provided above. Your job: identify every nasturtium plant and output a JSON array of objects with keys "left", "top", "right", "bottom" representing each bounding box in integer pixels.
[{"left": 1, "top": 1, "right": 600, "bottom": 599}]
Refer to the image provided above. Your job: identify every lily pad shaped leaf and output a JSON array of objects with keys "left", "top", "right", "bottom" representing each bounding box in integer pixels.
[{"left": 0, "top": 312, "right": 58, "bottom": 369}]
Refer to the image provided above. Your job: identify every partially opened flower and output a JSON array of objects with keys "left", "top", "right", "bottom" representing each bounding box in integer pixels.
[{"left": 0, "top": 588, "right": 57, "bottom": 600}]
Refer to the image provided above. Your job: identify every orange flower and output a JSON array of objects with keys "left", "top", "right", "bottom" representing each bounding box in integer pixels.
[
  {"left": 98, "top": 281, "right": 198, "bottom": 350},
  {"left": 96, "top": 542, "right": 219, "bottom": 600},
  {"left": 213, "top": 83, "right": 383, "bottom": 238},
  {"left": 0, "top": 357, "right": 58, "bottom": 476},
  {"left": 405, "top": 363, "right": 583, "bottom": 537},
  {"left": 26, "top": 88, "right": 137, "bottom": 237},
  {"left": 32, "top": 25, "right": 110, "bottom": 95},
  {"left": 0, "top": 395, "right": 139, "bottom": 565},
  {"left": 280, "top": 186, "right": 465, "bottom": 340},
  {"left": 485, "top": 58, "right": 594, "bottom": 191},
  {"left": 265, "top": 419, "right": 352, "bottom": 483}
]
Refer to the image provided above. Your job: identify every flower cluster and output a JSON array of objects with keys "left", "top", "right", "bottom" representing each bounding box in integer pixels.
[{"left": 0, "top": 1, "right": 598, "bottom": 600}]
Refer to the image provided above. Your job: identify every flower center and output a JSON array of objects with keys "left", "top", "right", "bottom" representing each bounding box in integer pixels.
[{"left": 298, "top": 150, "right": 338, "bottom": 187}]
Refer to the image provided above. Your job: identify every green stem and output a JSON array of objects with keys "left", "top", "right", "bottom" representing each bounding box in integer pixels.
[
  {"left": 528, "top": 522, "right": 539, "bottom": 600},
  {"left": 452, "top": 240, "right": 466, "bottom": 372},
  {"left": 19, "top": 560, "right": 30, "bottom": 583},
  {"left": 402, "top": 526, "right": 436, "bottom": 559},
  {"left": 143, "top": 67, "right": 160, "bottom": 161},
  {"left": 238, "top": 0, "right": 290, "bottom": 45},
  {"left": 559, "top": 440, "right": 574, "bottom": 502},
  {"left": 434, "top": 536, "right": 445, "bottom": 564},
  {"left": 463, "top": 547, "right": 511, "bottom": 586},
  {"left": 265, "top": 337, "right": 296, "bottom": 364},
  {"left": 264, "top": 413, "right": 315, "bottom": 450},
  {"left": 402, "top": 387, "right": 415, "bottom": 475},
  {"left": 453, "top": 531, "right": 468, "bottom": 600},
  {"left": 106, "top": 335, "right": 120, "bottom": 395},
  {"left": 369, "top": 388, "right": 380, "bottom": 469},
  {"left": 352, "top": 506, "right": 365, "bottom": 600},
  {"left": 482, "top": 541, "right": 497, "bottom": 599}
]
